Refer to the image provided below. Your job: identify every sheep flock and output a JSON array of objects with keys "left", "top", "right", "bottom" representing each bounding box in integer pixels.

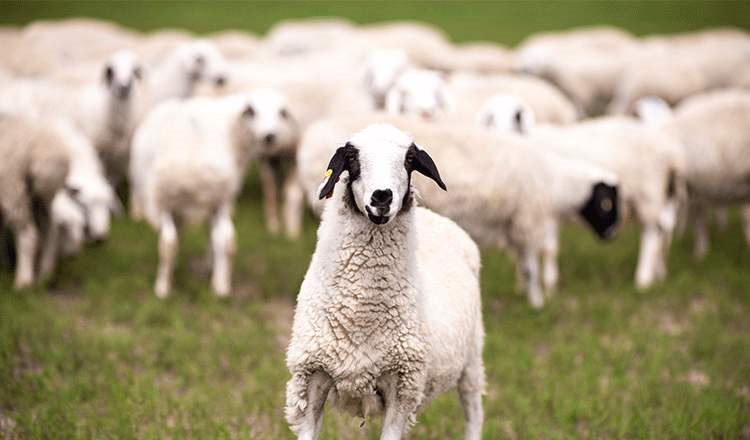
[{"left": 1, "top": 16, "right": 749, "bottom": 438}]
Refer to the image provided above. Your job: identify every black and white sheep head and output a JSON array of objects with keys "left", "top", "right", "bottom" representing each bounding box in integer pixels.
[
  {"left": 177, "top": 40, "right": 229, "bottom": 88},
  {"left": 477, "top": 94, "right": 536, "bottom": 135},
  {"left": 385, "top": 69, "right": 453, "bottom": 120},
  {"left": 240, "top": 89, "right": 299, "bottom": 156},
  {"left": 579, "top": 181, "right": 620, "bottom": 240},
  {"left": 363, "top": 48, "right": 410, "bottom": 110},
  {"left": 102, "top": 50, "right": 143, "bottom": 100},
  {"left": 318, "top": 124, "right": 446, "bottom": 226}
]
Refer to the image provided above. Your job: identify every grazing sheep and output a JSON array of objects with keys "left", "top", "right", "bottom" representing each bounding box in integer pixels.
[
  {"left": 514, "top": 25, "right": 637, "bottom": 115},
  {"left": 297, "top": 116, "right": 620, "bottom": 307},
  {"left": 285, "top": 123, "right": 485, "bottom": 439},
  {"left": 450, "top": 72, "right": 578, "bottom": 125},
  {"left": 0, "top": 114, "right": 69, "bottom": 289},
  {"left": 530, "top": 117, "right": 686, "bottom": 289},
  {"left": 130, "top": 93, "right": 271, "bottom": 297},
  {"left": 385, "top": 69, "right": 453, "bottom": 120},
  {"left": 658, "top": 89, "right": 750, "bottom": 258},
  {"left": 608, "top": 28, "right": 750, "bottom": 115}
]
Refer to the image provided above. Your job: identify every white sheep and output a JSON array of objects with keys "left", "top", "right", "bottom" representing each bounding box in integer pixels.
[
  {"left": 475, "top": 93, "right": 536, "bottom": 134},
  {"left": 285, "top": 123, "right": 485, "bottom": 439},
  {"left": 297, "top": 115, "right": 620, "bottom": 308},
  {"left": 264, "top": 17, "right": 359, "bottom": 56},
  {"left": 514, "top": 25, "right": 638, "bottom": 115},
  {"left": 450, "top": 72, "right": 578, "bottom": 125},
  {"left": 385, "top": 69, "right": 453, "bottom": 120},
  {"left": 655, "top": 89, "right": 750, "bottom": 258},
  {"left": 362, "top": 48, "right": 411, "bottom": 109},
  {"left": 0, "top": 114, "right": 70, "bottom": 289},
  {"left": 0, "top": 50, "right": 145, "bottom": 183},
  {"left": 130, "top": 92, "right": 275, "bottom": 297}
]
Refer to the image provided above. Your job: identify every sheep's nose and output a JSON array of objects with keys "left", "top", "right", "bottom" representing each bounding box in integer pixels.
[
  {"left": 117, "top": 83, "right": 131, "bottom": 99},
  {"left": 420, "top": 109, "right": 434, "bottom": 119},
  {"left": 370, "top": 189, "right": 393, "bottom": 209},
  {"left": 263, "top": 133, "right": 276, "bottom": 146},
  {"left": 214, "top": 75, "right": 227, "bottom": 87}
]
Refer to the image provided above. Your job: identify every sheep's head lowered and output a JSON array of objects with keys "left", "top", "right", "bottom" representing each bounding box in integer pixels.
[{"left": 318, "top": 123, "right": 446, "bottom": 225}]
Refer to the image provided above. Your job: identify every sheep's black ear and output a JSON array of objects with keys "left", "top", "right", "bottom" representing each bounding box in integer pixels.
[
  {"left": 318, "top": 144, "right": 351, "bottom": 200},
  {"left": 407, "top": 143, "right": 446, "bottom": 191}
]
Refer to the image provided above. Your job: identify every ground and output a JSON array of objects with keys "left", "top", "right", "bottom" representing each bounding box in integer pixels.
[{"left": 1, "top": 2, "right": 749, "bottom": 439}]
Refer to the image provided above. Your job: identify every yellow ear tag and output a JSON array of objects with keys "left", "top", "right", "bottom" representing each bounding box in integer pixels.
[
  {"left": 325, "top": 169, "right": 333, "bottom": 178},
  {"left": 601, "top": 198, "right": 612, "bottom": 212}
]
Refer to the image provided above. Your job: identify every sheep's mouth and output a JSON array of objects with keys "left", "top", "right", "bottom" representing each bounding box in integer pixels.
[{"left": 365, "top": 206, "right": 390, "bottom": 225}]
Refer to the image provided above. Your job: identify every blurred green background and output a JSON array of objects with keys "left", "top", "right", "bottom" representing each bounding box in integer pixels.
[
  {"left": 1, "top": 1, "right": 749, "bottom": 439},
  {"left": 3, "top": 1, "right": 750, "bottom": 44}
]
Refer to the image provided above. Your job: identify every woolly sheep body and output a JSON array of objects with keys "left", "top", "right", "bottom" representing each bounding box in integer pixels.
[
  {"left": 0, "top": 114, "right": 70, "bottom": 289},
  {"left": 450, "top": 72, "right": 578, "bottom": 125},
  {"left": 286, "top": 123, "right": 484, "bottom": 438}
]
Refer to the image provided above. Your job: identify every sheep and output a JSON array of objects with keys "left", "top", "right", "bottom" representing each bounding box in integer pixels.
[
  {"left": 385, "top": 69, "right": 453, "bottom": 120},
  {"left": 208, "top": 30, "right": 261, "bottom": 61},
  {"left": 297, "top": 115, "right": 620, "bottom": 308},
  {"left": 264, "top": 17, "right": 359, "bottom": 56},
  {"left": 0, "top": 50, "right": 145, "bottom": 183},
  {"left": 451, "top": 72, "right": 577, "bottom": 125},
  {"left": 652, "top": 89, "right": 750, "bottom": 258},
  {"left": 130, "top": 92, "right": 278, "bottom": 297},
  {"left": 285, "top": 123, "right": 485, "bottom": 439},
  {"left": 357, "top": 20, "right": 455, "bottom": 72},
  {"left": 363, "top": 48, "right": 411, "bottom": 109},
  {"left": 475, "top": 94, "right": 536, "bottom": 134},
  {"left": 529, "top": 117, "right": 686, "bottom": 289},
  {"left": 0, "top": 114, "right": 69, "bottom": 289},
  {"left": 608, "top": 28, "right": 750, "bottom": 115},
  {"left": 442, "top": 41, "right": 515, "bottom": 74},
  {"left": 514, "top": 25, "right": 638, "bottom": 115}
]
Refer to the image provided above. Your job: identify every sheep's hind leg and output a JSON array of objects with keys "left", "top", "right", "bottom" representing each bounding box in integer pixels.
[
  {"left": 286, "top": 371, "right": 333, "bottom": 440},
  {"left": 522, "top": 248, "right": 544, "bottom": 309},
  {"left": 14, "top": 224, "right": 38, "bottom": 289},
  {"left": 259, "top": 159, "right": 281, "bottom": 235},
  {"left": 210, "top": 206, "right": 235, "bottom": 297},
  {"left": 458, "top": 358, "right": 485, "bottom": 440},
  {"left": 282, "top": 169, "right": 304, "bottom": 240},
  {"left": 692, "top": 205, "right": 709, "bottom": 260},
  {"left": 38, "top": 220, "right": 60, "bottom": 281},
  {"left": 155, "top": 213, "right": 178, "bottom": 298}
]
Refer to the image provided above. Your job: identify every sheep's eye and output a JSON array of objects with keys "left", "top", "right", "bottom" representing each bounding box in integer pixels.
[
  {"left": 194, "top": 54, "right": 206, "bottom": 67},
  {"left": 279, "top": 108, "right": 289, "bottom": 119},
  {"left": 243, "top": 105, "right": 256, "bottom": 118},
  {"left": 133, "top": 65, "right": 143, "bottom": 80},
  {"left": 514, "top": 110, "right": 523, "bottom": 125},
  {"left": 483, "top": 113, "right": 495, "bottom": 127},
  {"left": 104, "top": 65, "right": 114, "bottom": 84}
]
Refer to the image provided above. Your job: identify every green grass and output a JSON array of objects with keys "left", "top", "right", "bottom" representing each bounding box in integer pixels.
[{"left": 1, "top": 2, "right": 749, "bottom": 438}]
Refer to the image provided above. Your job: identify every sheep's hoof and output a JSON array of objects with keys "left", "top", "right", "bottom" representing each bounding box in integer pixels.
[
  {"left": 154, "top": 281, "right": 170, "bottom": 299},
  {"left": 213, "top": 284, "right": 231, "bottom": 298},
  {"left": 13, "top": 277, "right": 34, "bottom": 290},
  {"left": 529, "top": 294, "right": 545, "bottom": 310}
]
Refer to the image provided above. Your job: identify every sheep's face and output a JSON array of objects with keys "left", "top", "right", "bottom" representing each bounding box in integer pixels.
[
  {"left": 477, "top": 94, "right": 536, "bottom": 135},
  {"left": 180, "top": 41, "right": 229, "bottom": 88},
  {"left": 634, "top": 96, "right": 672, "bottom": 125},
  {"left": 363, "top": 49, "right": 410, "bottom": 109},
  {"left": 241, "top": 89, "right": 299, "bottom": 156},
  {"left": 385, "top": 69, "right": 452, "bottom": 120},
  {"left": 319, "top": 124, "right": 446, "bottom": 226},
  {"left": 52, "top": 191, "right": 86, "bottom": 256},
  {"left": 102, "top": 50, "right": 143, "bottom": 100},
  {"left": 579, "top": 182, "right": 620, "bottom": 239},
  {"left": 67, "top": 183, "right": 120, "bottom": 243}
]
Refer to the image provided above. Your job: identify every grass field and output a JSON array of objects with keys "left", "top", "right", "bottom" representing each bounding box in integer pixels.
[{"left": 1, "top": 2, "right": 750, "bottom": 439}]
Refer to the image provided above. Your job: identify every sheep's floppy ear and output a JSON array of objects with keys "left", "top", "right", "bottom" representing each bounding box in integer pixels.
[
  {"left": 318, "top": 144, "right": 351, "bottom": 200},
  {"left": 407, "top": 143, "right": 446, "bottom": 191}
]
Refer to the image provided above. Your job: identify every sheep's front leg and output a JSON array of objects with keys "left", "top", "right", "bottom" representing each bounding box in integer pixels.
[
  {"left": 155, "top": 213, "right": 178, "bottom": 298},
  {"left": 258, "top": 159, "right": 281, "bottom": 235},
  {"left": 379, "top": 373, "right": 416, "bottom": 440},
  {"left": 210, "top": 206, "right": 235, "bottom": 297},
  {"left": 692, "top": 205, "right": 709, "bottom": 260},
  {"left": 635, "top": 224, "right": 662, "bottom": 289},
  {"left": 38, "top": 220, "right": 60, "bottom": 281},
  {"left": 742, "top": 204, "right": 750, "bottom": 246},
  {"left": 282, "top": 169, "right": 304, "bottom": 240},
  {"left": 521, "top": 248, "right": 544, "bottom": 309},
  {"left": 541, "top": 221, "right": 559, "bottom": 295},
  {"left": 14, "top": 224, "right": 38, "bottom": 289},
  {"left": 714, "top": 207, "right": 729, "bottom": 231},
  {"left": 286, "top": 371, "right": 333, "bottom": 440}
]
